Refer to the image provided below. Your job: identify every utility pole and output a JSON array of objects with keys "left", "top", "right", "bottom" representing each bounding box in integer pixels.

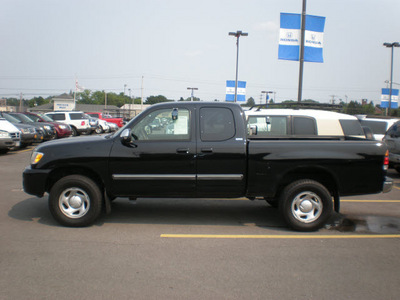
[
  {"left": 141, "top": 76, "right": 144, "bottom": 111},
  {"left": 19, "top": 92, "right": 23, "bottom": 112},
  {"left": 297, "top": 0, "right": 307, "bottom": 103}
]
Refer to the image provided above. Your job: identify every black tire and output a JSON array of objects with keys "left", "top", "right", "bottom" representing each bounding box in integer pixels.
[
  {"left": 71, "top": 126, "right": 79, "bottom": 136},
  {"left": 95, "top": 126, "right": 103, "bottom": 134},
  {"left": 279, "top": 179, "right": 333, "bottom": 232},
  {"left": 265, "top": 198, "right": 279, "bottom": 208},
  {"left": 49, "top": 175, "right": 103, "bottom": 227}
]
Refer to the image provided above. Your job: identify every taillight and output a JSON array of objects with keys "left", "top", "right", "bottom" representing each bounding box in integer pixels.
[
  {"left": 81, "top": 121, "right": 85, "bottom": 126},
  {"left": 383, "top": 150, "right": 389, "bottom": 171}
]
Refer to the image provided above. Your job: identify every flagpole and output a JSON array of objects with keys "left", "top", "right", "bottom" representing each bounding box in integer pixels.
[{"left": 297, "top": 0, "right": 307, "bottom": 103}]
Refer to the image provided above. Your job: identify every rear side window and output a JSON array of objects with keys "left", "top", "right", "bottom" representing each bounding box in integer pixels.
[
  {"left": 293, "top": 117, "right": 317, "bottom": 135},
  {"left": 340, "top": 120, "right": 364, "bottom": 136},
  {"left": 248, "top": 116, "right": 287, "bottom": 136},
  {"left": 200, "top": 107, "right": 235, "bottom": 141},
  {"left": 359, "top": 120, "right": 388, "bottom": 135},
  {"left": 49, "top": 114, "right": 65, "bottom": 121},
  {"left": 69, "top": 113, "right": 85, "bottom": 120}
]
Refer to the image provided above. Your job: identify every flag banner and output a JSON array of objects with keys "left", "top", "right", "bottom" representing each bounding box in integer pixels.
[
  {"left": 226, "top": 80, "right": 246, "bottom": 102},
  {"left": 381, "top": 88, "right": 399, "bottom": 108},
  {"left": 279, "top": 13, "right": 326, "bottom": 63}
]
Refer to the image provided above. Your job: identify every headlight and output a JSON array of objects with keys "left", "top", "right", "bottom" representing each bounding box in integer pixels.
[
  {"left": 31, "top": 151, "right": 44, "bottom": 165},
  {"left": 20, "top": 128, "right": 29, "bottom": 134},
  {"left": 0, "top": 130, "right": 9, "bottom": 138},
  {"left": 44, "top": 125, "right": 51, "bottom": 130},
  {"left": 59, "top": 125, "right": 67, "bottom": 129}
]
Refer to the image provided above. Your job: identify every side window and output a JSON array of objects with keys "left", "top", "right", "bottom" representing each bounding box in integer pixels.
[
  {"left": 248, "top": 116, "right": 287, "bottom": 136},
  {"left": 50, "top": 114, "right": 65, "bottom": 121},
  {"left": 70, "top": 113, "right": 85, "bottom": 120},
  {"left": 131, "top": 108, "right": 190, "bottom": 141},
  {"left": 293, "top": 117, "right": 317, "bottom": 135},
  {"left": 339, "top": 120, "right": 364, "bottom": 136},
  {"left": 200, "top": 107, "right": 235, "bottom": 141}
]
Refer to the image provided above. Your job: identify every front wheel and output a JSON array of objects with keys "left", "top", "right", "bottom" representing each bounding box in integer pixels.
[
  {"left": 95, "top": 126, "right": 103, "bottom": 134},
  {"left": 49, "top": 175, "right": 103, "bottom": 227},
  {"left": 279, "top": 180, "right": 333, "bottom": 231}
]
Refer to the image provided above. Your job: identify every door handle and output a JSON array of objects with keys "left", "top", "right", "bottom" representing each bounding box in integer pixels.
[
  {"left": 201, "top": 148, "right": 213, "bottom": 153},
  {"left": 176, "top": 148, "right": 189, "bottom": 154}
]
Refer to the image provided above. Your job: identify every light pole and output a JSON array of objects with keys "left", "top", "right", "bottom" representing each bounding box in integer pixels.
[
  {"left": 261, "top": 91, "right": 274, "bottom": 106},
  {"left": 383, "top": 42, "right": 400, "bottom": 116},
  {"left": 187, "top": 87, "right": 198, "bottom": 101},
  {"left": 229, "top": 30, "right": 248, "bottom": 102}
]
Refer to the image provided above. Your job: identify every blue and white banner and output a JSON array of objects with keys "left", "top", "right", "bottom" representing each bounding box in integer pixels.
[
  {"left": 279, "top": 13, "right": 326, "bottom": 63},
  {"left": 381, "top": 88, "right": 399, "bottom": 108},
  {"left": 226, "top": 80, "right": 246, "bottom": 102}
]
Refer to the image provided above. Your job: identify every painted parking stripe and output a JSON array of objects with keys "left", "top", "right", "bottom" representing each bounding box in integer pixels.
[
  {"left": 341, "top": 200, "right": 400, "bottom": 203},
  {"left": 161, "top": 234, "right": 400, "bottom": 239}
]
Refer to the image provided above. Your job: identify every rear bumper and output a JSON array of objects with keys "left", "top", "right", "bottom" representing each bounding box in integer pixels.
[
  {"left": 22, "top": 166, "right": 51, "bottom": 197},
  {"left": 383, "top": 176, "right": 393, "bottom": 193}
]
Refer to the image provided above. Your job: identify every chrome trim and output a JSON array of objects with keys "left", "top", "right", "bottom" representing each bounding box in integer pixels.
[
  {"left": 112, "top": 174, "right": 196, "bottom": 180},
  {"left": 112, "top": 174, "right": 244, "bottom": 181},
  {"left": 383, "top": 177, "right": 393, "bottom": 194},
  {"left": 197, "top": 174, "right": 244, "bottom": 180}
]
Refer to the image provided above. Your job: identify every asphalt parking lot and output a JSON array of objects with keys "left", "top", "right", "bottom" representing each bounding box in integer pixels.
[{"left": 1, "top": 146, "right": 400, "bottom": 299}]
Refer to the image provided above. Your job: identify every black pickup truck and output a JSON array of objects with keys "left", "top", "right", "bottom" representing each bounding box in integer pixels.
[{"left": 23, "top": 102, "right": 393, "bottom": 231}]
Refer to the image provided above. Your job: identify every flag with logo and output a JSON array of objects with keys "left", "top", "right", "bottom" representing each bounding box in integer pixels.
[
  {"left": 279, "top": 13, "right": 326, "bottom": 63},
  {"left": 381, "top": 88, "right": 399, "bottom": 108},
  {"left": 226, "top": 80, "right": 246, "bottom": 102}
]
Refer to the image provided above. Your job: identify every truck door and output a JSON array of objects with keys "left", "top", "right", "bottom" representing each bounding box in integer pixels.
[
  {"left": 109, "top": 106, "right": 196, "bottom": 197},
  {"left": 196, "top": 106, "right": 247, "bottom": 197}
]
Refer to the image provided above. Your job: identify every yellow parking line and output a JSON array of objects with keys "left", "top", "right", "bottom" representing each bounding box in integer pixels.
[
  {"left": 394, "top": 185, "right": 400, "bottom": 191},
  {"left": 161, "top": 234, "right": 400, "bottom": 239},
  {"left": 341, "top": 200, "right": 400, "bottom": 203}
]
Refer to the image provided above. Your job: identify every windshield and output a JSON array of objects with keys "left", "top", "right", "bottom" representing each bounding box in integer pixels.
[
  {"left": 3, "top": 113, "right": 22, "bottom": 124},
  {"left": 12, "top": 113, "right": 35, "bottom": 123},
  {"left": 38, "top": 114, "right": 54, "bottom": 122}
]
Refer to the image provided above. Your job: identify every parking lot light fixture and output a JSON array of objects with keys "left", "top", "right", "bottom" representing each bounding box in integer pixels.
[
  {"left": 229, "top": 30, "right": 248, "bottom": 102},
  {"left": 187, "top": 87, "right": 198, "bottom": 102},
  {"left": 383, "top": 42, "right": 400, "bottom": 115}
]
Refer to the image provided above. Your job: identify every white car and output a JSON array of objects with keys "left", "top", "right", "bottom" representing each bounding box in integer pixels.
[
  {"left": 45, "top": 111, "right": 93, "bottom": 136},
  {"left": 0, "top": 118, "right": 21, "bottom": 154},
  {"left": 245, "top": 108, "right": 367, "bottom": 138},
  {"left": 95, "top": 118, "right": 111, "bottom": 134},
  {"left": 356, "top": 116, "right": 399, "bottom": 141}
]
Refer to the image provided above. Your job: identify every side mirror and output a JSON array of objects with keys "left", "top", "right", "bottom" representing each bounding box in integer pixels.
[{"left": 120, "top": 129, "right": 132, "bottom": 144}]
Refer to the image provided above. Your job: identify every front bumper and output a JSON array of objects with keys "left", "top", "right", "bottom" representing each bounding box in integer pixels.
[
  {"left": 22, "top": 166, "right": 51, "bottom": 197},
  {"left": 383, "top": 176, "right": 393, "bottom": 194}
]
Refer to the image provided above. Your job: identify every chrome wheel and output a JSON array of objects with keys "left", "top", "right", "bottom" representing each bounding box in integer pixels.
[
  {"left": 59, "top": 188, "right": 90, "bottom": 219},
  {"left": 291, "top": 191, "right": 322, "bottom": 223}
]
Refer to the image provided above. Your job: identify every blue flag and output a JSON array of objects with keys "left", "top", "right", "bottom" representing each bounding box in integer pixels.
[
  {"left": 381, "top": 88, "right": 399, "bottom": 108},
  {"left": 226, "top": 80, "right": 246, "bottom": 102},
  {"left": 279, "top": 13, "right": 326, "bottom": 63}
]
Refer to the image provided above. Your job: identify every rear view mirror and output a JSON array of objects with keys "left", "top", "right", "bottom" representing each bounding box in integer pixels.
[{"left": 172, "top": 108, "right": 178, "bottom": 121}]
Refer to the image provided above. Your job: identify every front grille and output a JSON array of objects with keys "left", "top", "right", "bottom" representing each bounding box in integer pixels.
[{"left": 10, "top": 132, "right": 20, "bottom": 139}]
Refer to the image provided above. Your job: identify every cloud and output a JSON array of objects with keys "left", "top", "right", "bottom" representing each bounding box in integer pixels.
[
  {"left": 184, "top": 50, "right": 203, "bottom": 57},
  {"left": 253, "top": 21, "right": 279, "bottom": 33}
]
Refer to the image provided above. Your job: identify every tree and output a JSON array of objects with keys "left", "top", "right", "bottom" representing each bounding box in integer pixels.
[
  {"left": 145, "top": 95, "right": 171, "bottom": 105},
  {"left": 243, "top": 97, "right": 255, "bottom": 107}
]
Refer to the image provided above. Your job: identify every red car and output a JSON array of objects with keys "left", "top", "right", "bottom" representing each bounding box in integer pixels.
[
  {"left": 86, "top": 112, "right": 125, "bottom": 128},
  {"left": 23, "top": 112, "right": 72, "bottom": 138}
]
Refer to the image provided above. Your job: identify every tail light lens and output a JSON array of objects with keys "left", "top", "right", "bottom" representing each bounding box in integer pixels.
[
  {"left": 81, "top": 121, "right": 85, "bottom": 126},
  {"left": 383, "top": 150, "right": 389, "bottom": 171}
]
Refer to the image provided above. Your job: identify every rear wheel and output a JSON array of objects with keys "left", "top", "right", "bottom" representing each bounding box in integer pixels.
[
  {"left": 280, "top": 179, "right": 333, "bottom": 231},
  {"left": 71, "top": 126, "right": 78, "bottom": 136},
  {"left": 95, "top": 126, "right": 103, "bottom": 134},
  {"left": 49, "top": 175, "right": 103, "bottom": 227}
]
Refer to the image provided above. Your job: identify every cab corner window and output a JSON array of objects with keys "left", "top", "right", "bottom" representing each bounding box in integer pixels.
[
  {"left": 200, "top": 107, "right": 235, "bottom": 141},
  {"left": 131, "top": 108, "right": 190, "bottom": 141},
  {"left": 247, "top": 116, "right": 287, "bottom": 136}
]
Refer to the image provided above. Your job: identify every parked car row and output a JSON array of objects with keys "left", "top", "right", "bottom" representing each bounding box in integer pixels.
[{"left": 0, "top": 111, "right": 120, "bottom": 155}]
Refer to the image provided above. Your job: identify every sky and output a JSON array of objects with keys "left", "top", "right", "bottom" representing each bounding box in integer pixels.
[{"left": 1, "top": 0, "right": 400, "bottom": 105}]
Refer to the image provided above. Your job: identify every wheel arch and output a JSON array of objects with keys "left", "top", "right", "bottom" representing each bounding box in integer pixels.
[
  {"left": 276, "top": 166, "right": 339, "bottom": 199},
  {"left": 46, "top": 166, "right": 105, "bottom": 195}
]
